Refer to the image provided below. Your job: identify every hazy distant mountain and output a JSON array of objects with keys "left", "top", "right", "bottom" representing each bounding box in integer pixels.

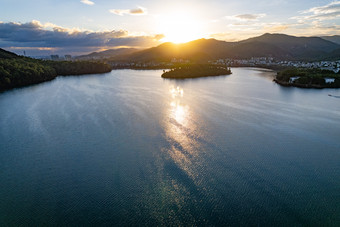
[
  {"left": 79, "top": 34, "right": 340, "bottom": 62},
  {"left": 321, "top": 35, "right": 340, "bottom": 45},
  {"left": 242, "top": 33, "right": 338, "bottom": 52},
  {"left": 117, "top": 34, "right": 340, "bottom": 62},
  {"left": 0, "top": 48, "right": 18, "bottom": 59},
  {"left": 124, "top": 39, "right": 234, "bottom": 62},
  {"left": 77, "top": 48, "right": 139, "bottom": 59},
  {"left": 241, "top": 33, "right": 339, "bottom": 60}
]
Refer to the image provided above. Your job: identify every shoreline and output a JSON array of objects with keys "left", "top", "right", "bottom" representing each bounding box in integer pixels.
[
  {"left": 161, "top": 65, "right": 232, "bottom": 79},
  {"left": 0, "top": 70, "right": 111, "bottom": 93},
  {"left": 273, "top": 79, "right": 334, "bottom": 89},
  {"left": 273, "top": 79, "right": 340, "bottom": 89},
  {"left": 2, "top": 66, "right": 339, "bottom": 93},
  {"left": 161, "top": 73, "right": 232, "bottom": 80}
]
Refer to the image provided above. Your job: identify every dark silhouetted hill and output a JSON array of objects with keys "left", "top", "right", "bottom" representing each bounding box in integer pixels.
[
  {"left": 0, "top": 48, "right": 19, "bottom": 59},
  {"left": 241, "top": 33, "right": 340, "bottom": 60},
  {"left": 323, "top": 48, "right": 340, "bottom": 60},
  {"left": 77, "top": 48, "right": 138, "bottom": 59},
  {"left": 227, "top": 41, "right": 290, "bottom": 59},
  {"left": 111, "top": 33, "right": 340, "bottom": 62},
  {"left": 117, "top": 39, "right": 234, "bottom": 62},
  {"left": 1, "top": 49, "right": 111, "bottom": 92},
  {"left": 321, "top": 35, "right": 340, "bottom": 45}
]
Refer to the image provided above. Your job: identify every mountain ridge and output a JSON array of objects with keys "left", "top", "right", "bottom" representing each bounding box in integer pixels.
[
  {"left": 78, "top": 33, "right": 340, "bottom": 62},
  {"left": 76, "top": 48, "right": 139, "bottom": 60},
  {"left": 321, "top": 35, "right": 340, "bottom": 45},
  {"left": 0, "top": 48, "right": 19, "bottom": 59}
]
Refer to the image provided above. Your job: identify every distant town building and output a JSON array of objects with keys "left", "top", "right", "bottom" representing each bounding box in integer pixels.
[
  {"left": 64, "top": 55, "right": 72, "bottom": 60},
  {"left": 209, "top": 58, "right": 340, "bottom": 73}
]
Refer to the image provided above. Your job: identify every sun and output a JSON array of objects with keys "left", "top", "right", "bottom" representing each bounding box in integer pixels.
[{"left": 157, "top": 11, "right": 204, "bottom": 44}]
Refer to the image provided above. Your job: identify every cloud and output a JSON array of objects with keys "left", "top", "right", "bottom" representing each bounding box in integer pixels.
[
  {"left": 290, "top": 20, "right": 340, "bottom": 37},
  {"left": 226, "top": 14, "right": 266, "bottom": 21},
  {"left": 263, "top": 24, "right": 289, "bottom": 33},
  {"left": 80, "top": 0, "right": 94, "bottom": 6},
  {"left": 303, "top": 1, "right": 340, "bottom": 15},
  {"left": 292, "top": 1, "right": 340, "bottom": 21},
  {"left": 0, "top": 21, "right": 163, "bottom": 56},
  {"left": 109, "top": 7, "right": 147, "bottom": 16}
]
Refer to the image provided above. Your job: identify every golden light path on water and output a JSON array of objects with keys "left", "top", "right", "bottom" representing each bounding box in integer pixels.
[
  {"left": 170, "top": 86, "right": 186, "bottom": 124},
  {"left": 164, "top": 85, "right": 205, "bottom": 181}
]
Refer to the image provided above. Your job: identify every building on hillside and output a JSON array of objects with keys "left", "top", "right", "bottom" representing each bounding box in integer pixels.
[
  {"left": 289, "top": 77, "right": 300, "bottom": 83},
  {"left": 325, "top": 78, "right": 335, "bottom": 84}
]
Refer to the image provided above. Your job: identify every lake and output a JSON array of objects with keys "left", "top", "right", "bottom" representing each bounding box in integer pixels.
[{"left": 0, "top": 68, "right": 339, "bottom": 226}]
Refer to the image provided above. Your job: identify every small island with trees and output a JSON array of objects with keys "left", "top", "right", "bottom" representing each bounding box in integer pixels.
[
  {"left": 161, "top": 64, "right": 232, "bottom": 79},
  {"left": 274, "top": 68, "right": 340, "bottom": 88}
]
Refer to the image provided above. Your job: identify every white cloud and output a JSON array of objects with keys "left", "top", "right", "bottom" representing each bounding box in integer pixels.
[
  {"left": 80, "top": 0, "right": 94, "bottom": 6},
  {"left": 292, "top": 1, "right": 340, "bottom": 21},
  {"left": 226, "top": 14, "right": 266, "bottom": 21},
  {"left": 288, "top": 1, "right": 340, "bottom": 36},
  {"left": 303, "top": 1, "right": 340, "bottom": 14},
  {"left": 109, "top": 7, "right": 147, "bottom": 16}
]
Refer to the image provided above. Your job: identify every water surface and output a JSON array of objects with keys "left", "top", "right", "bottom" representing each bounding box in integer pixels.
[{"left": 1, "top": 68, "right": 339, "bottom": 225}]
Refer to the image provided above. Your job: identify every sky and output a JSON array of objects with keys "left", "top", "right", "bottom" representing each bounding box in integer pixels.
[{"left": 1, "top": 0, "right": 340, "bottom": 56}]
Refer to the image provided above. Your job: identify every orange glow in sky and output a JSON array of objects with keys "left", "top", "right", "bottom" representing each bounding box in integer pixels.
[{"left": 156, "top": 11, "right": 205, "bottom": 43}]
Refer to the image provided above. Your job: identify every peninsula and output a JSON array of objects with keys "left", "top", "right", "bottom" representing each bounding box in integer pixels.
[
  {"left": 274, "top": 68, "right": 340, "bottom": 88},
  {"left": 0, "top": 48, "right": 112, "bottom": 92},
  {"left": 161, "top": 64, "right": 232, "bottom": 79}
]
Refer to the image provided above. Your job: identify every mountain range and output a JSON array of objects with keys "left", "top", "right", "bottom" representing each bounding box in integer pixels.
[
  {"left": 321, "top": 35, "right": 340, "bottom": 45},
  {"left": 76, "top": 48, "right": 138, "bottom": 60},
  {"left": 81, "top": 33, "right": 340, "bottom": 62}
]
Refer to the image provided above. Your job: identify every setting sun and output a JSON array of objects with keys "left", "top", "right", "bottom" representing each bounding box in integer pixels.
[{"left": 157, "top": 11, "right": 205, "bottom": 43}]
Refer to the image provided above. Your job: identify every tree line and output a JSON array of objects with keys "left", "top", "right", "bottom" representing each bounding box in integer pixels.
[
  {"left": 275, "top": 68, "right": 340, "bottom": 88},
  {"left": 161, "top": 64, "right": 232, "bottom": 79},
  {"left": 0, "top": 56, "right": 111, "bottom": 91}
]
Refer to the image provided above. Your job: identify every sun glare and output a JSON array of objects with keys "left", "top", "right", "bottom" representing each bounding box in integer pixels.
[{"left": 157, "top": 11, "right": 204, "bottom": 43}]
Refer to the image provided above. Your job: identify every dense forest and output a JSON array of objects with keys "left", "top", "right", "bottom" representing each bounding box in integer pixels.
[
  {"left": 0, "top": 49, "right": 111, "bottom": 91},
  {"left": 161, "top": 64, "right": 232, "bottom": 79},
  {"left": 46, "top": 61, "right": 111, "bottom": 76},
  {"left": 275, "top": 68, "right": 340, "bottom": 88}
]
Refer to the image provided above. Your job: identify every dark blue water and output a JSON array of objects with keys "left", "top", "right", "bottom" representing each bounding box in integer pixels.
[{"left": 1, "top": 68, "right": 340, "bottom": 226}]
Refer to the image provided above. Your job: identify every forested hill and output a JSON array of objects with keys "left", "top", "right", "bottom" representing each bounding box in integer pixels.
[
  {"left": 0, "top": 49, "right": 111, "bottom": 92},
  {"left": 0, "top": 48, "right": 18, "bottom": 59},
  {"left": 107, "top": 33, "right": 340, "bottom": 62}
]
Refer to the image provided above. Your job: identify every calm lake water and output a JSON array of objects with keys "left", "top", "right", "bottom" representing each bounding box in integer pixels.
[{"left": 1, "top": 68, "right": 340, "bottom": 226}]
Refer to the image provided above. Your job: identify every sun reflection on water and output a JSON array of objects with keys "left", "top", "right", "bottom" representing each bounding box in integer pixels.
[
  {"left": 170, "top": 101, "right": 188, "bottom": 125},
  {"left": 163, "top": 85, "right": 204, "bottom": 182},
  {"left": 170, "top": 86, "right": 184, "bottom": 99},
  {"left": 169, "top": 86, "right": 187, "bottom": 124}
]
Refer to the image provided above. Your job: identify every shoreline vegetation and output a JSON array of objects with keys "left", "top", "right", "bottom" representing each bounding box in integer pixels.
[
  {"left": 273, "top": 68, "right": 340, "bottom": 88},
  {"left": 161, "top": 64, "right": 232, "bottom": 79},
  {"left": 0, "top": 50, "right": 111, "bottom": 92},
  {"left": 2, "top": 48, "right": 340, "bottom": 91}
]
